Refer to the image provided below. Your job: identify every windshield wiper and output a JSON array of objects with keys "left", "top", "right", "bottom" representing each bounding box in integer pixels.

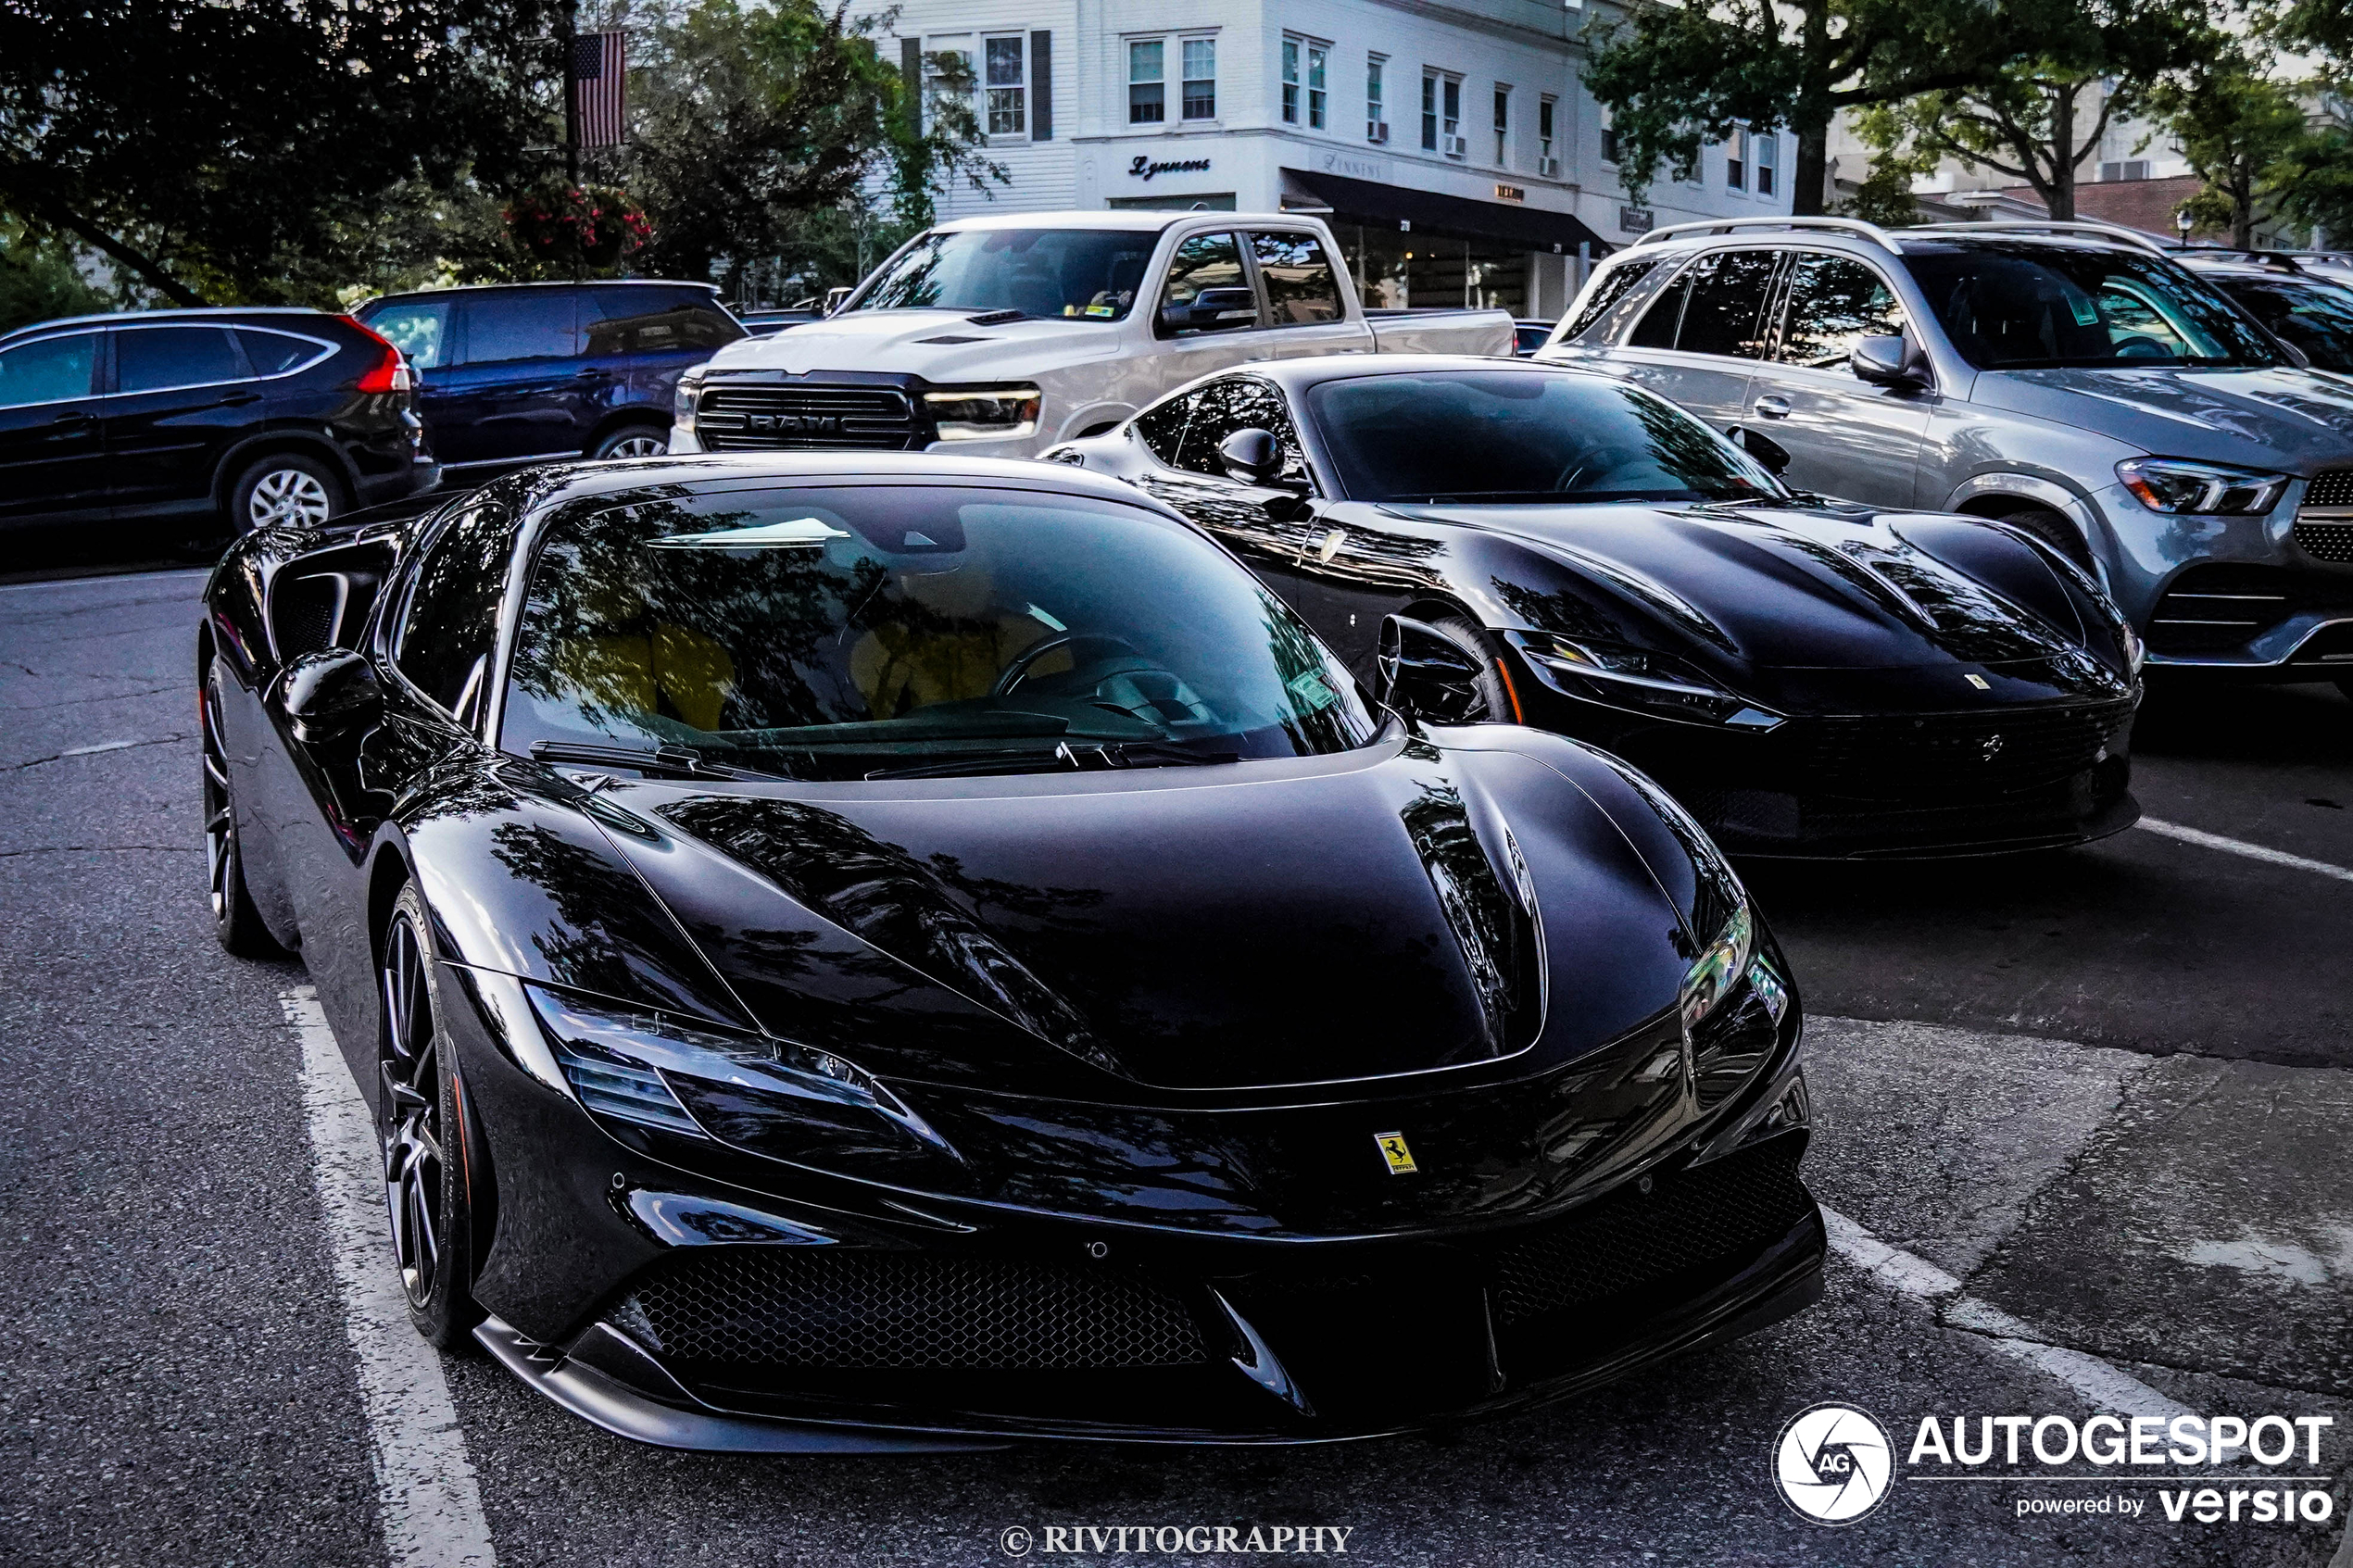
[
  {"left": 530, "top": 740, "right": 793, "bottom": 783},
  {"left": 864, "top": 739, "right": 1242, "bottom": 782}
]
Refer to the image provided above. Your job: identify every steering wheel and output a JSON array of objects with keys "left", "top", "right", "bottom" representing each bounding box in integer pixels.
[
  {"left": 992, "top": 632, "right": 1148, "bottom": 698},
  {"left": 1554, "top": 445, "right": 1639, "bottom": 492},
  {"left": 2111, "top": 335, "right": 2171, "bottom": 359}
]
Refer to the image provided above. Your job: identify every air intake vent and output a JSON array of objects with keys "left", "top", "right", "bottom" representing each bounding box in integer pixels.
[
  {"left": 2145, "top": 562, "right": 2296, "bottom": 652},
  {"left": 2302, "top": 469, "right": 2353, "bottom": 509},
  {"left": 2295, "top": 521, "right": 2353, "bottom": 564}
]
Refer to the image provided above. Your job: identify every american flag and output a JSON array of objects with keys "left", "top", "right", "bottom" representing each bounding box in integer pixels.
[{"left": 571, "top": 31, "right": 626, "bottom": 148}]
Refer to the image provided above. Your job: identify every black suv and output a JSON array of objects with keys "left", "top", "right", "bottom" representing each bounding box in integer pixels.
[
  {"left": 0, "top": 307, "right": 434, "bottom": 535},
  {"left": 354, "top": 281, "right": 742, "bottom": 477}
]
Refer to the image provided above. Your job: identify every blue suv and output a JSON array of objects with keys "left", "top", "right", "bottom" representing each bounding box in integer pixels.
[{"left": 355, "top": 281, "right": 743, "bottom": 479}]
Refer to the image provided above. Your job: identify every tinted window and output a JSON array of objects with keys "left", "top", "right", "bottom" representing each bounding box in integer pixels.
[
  {"left": 1309, "top": 370, "right": 1783, "bottom": 504},
  {"left": 1160, "top": 232, "right": 1255, "bottom": 334},
  {"left": 395, "top": 504, "right": 514, "bottom": 722},
  {"left": 0, "top": 332, "right": 98, "bottom": 408},
  {"left": 1629, "top": 270, "right": 1688, "bottom": 349},
  {"left": 1673, "top": 249, "right": 1778, "bottom": 358},
  {"left": 851, "top": 229, "right": 1155, "bottom": 320},
  {"left": 238, "top": 330, "right": 324, "bottom": 376},
  {"left": 1567, "top": 259, "right": 1656, "bottom": 340},
  {"left": 498, "top": 485, "right": 1376, "bottom": 779},
  {"left": 1131, "top": 391, "right": 1195, "bottom": 466},
  {"left": 1901, "top": 245, "right": 2279, "bottom": 369},
  {"left": 585, "top": 288, "right": 744, "bottom": 355},
  {"left": 1776, "top": 254, "right": 1907, "bottom": 368},
  {"left": 117, "top": 327, "right": 245, "bottom": 394},
  {"left": 1172, "top": 376, "right": 1305, "bottom": 483},
  {"left": 364, "top": 299, "right": 452, "bottom": 369},
  {"left": 2221, "top": 277, "right": 2353, "bottom": 370},
  {"left": 1251, "top": 232, "right": 1343, "bottom": 324},
  {"left": 462, "top": 293, "right": 580, "bottom": 365}
]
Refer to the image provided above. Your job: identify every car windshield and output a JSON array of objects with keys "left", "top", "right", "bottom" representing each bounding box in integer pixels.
[
  {"left": 848, "top": 229, "right": 1158, "bottom": 321},
  {"left": 499, "top": 484, "right": 1376, "bottom": 781},
  {"left": 1306, "top": 370, "right": 1787, "bottom": 505},
  {"left": 2214, "top": 276, "right": 2353, "bottom": 370},
  {"left": 1901, "top": 243, "right": 2281, "bottom": 370}
]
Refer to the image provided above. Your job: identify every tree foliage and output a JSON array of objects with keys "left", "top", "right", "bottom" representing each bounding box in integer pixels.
[
  {"left": 0, "top": 210, "right": 110, "bottom": 332},
  {"left": 2149, "top": 47, "right": 2317, "bottom": 247}
]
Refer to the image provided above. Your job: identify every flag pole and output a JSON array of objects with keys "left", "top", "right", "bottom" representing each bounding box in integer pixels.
[{"left": 560, "top": 0, "right": 580, "bottom": 189}]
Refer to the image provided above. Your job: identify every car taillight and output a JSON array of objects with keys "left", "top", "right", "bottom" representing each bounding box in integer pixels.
[{"left": 341, "top": 317, "right": 413, "bottom": 395}]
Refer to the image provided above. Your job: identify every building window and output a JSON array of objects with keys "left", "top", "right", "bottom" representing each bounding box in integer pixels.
[
  {"left": 925, "top": 41, "right": 972, "bottom": 125},
  {"left": 1308, "top": 43, "right": 1327, "bottom": 130},
  {"left": 1129, "top": 39, "right": 1164, "bottom": 124},
  {"left": 1282, "top": 37, "right": 1300, "bottom": 124},
  {"left": 1727, "top": 126, "right": 1747, "bottom": 192},
  {"left": 1424, "top": 73, "right": 1461, "bottom": 157},
  {"left": 1492, "top": 84, "right": 1511, "bottom": 166},
  {"left": 983, "top": 34, "right": 1025, "bottom": 136},
  {"left": 1755, "top": 131, "right": 1778, "bottom": 196},
  {"left": 1538, "top": 94, "right": 1557, "bottom": 172},
  {"left": 1182, "top": 38, "right": 1215, "bottom": 119},
  {"left": 1600, "top": 106, "right": 1619, "bottom": 165},
  {"left": 1367, "top": 56, "right": 1386, "bottom": 141},
  {"left": 1421, "top": 72, "right": 1437, "bottom": 151}
]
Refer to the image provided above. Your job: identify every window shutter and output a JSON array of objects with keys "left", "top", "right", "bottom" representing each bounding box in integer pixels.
[
  {"left": 1031, "top": 31, "right": 1052, "bottom": 140},
  {"left": 900, "top": 38, "right": 922, "bottom": 135}
]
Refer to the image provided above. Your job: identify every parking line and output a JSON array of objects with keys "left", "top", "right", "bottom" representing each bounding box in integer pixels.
[
  {"left": 283, "top": 987, "right": 497, "bottom": 1568},
  {"left": 1820, "top": 1206, "right": 2191, "bottom": 1422},
  {"left": 0, "top": 567, "right": 211, "bottom": 594},
  {"left": 2137, "top": 817, "right": 2353, "bottom": 884}
]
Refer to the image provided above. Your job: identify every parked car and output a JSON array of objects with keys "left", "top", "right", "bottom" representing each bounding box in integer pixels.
[
  {"left": 0, "top": 307, "right": 434, "bottom": 536},
  {"left": 2171, "top": 248, "right": 2353, "bottom": 371},
  {"left": 354, "top": 281, "right": 743, "bottom": 480},
  {"left": 196, "top": 451, "right": 1819, "bottom": 1447},
  {"left": 1048, "top": 356, "right": 2144, "bottom": 858},
  {"left": 668, "top": 211, "right": 1516, "bottom": 460},
  {"left": 730, "top": 306, "right": 824, "bottom": 338},
  {"left": 1540, "top": 218, "right": 2353, "bottom": 684},
  {"left": 1512, "top": 318, "right": 1555, "bottom": 357}
]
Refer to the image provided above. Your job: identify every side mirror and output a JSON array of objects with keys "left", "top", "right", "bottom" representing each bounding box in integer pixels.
[
  {"left": 1218, "top": 427, "right": 1289, "bottom": 486},
  {"left": 1160, "top": 286, "right": 1258, "bottom": 334},
  {"left": 1853, "top": 333, "right": 1931, "bottom": 390},
  {"left": 1376, "top": 615, "right": 1491, "bottom": 725},
  {"left": 1725, "top": 423, "right": 1792, "bottom": 475},
  {"left": 281, "top": 649, "right": 384, "bottom": 746}
]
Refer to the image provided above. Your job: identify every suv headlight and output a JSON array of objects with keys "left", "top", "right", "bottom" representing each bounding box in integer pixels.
[
  {"left": 924, "top": 386, "right": 1041, "bottom": 441},
  {"left": 1509, "top": 632, "right": 1783, "bottom": 731},
  {"left": 673, "top": 365, "right": 706, "bottom": 432},
  {"left": 2116, "top": 458, "right": 2288, "bottom": 516}
]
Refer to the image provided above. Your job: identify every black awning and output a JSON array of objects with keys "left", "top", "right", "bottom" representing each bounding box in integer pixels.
[{"left": 1282, "top": 169, "right": 1612, "bottom": 255}]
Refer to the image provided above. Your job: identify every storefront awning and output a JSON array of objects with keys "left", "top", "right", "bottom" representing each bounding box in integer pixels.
[{"left": 1281, "top": 169, "right": 1613, "bottom": 256}]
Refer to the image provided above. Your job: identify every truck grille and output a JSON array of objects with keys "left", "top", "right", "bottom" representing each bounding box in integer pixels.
[{"left": 696, "top": 384, "right": 922, "bottom": 451}]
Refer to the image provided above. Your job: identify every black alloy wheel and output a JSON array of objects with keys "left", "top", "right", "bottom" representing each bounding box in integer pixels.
[
  {"left": 201, "top": 670, "right": 282, "bottom": 958},
  {"left": 377, "top": 884, "right": 479, "bottom": 1348},
  {"left": 1379, "top": 614, "right": 1516, "bottom": 724}
]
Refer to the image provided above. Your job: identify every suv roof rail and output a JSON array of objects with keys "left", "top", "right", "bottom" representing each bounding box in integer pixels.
[
  {"left": 2167, "top": 245, "right": 2304, "bottom": 272},
  {"left": 1628, "top": 214, "right": 1904, "bottom": 256},
  {"left": 1906, "top": 220, "right": 2169, "bottom": 256}
]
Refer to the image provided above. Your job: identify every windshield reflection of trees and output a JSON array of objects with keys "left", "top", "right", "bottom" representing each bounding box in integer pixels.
[{"left": 1396, "top": 782, "right": 1538, "bottom": 1060}]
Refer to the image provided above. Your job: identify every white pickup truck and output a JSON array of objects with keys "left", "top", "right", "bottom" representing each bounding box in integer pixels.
[{"left": 670, "top": 209, "right": 1515, "bottom": 459}]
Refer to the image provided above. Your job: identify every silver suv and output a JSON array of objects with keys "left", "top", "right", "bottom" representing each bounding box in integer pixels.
[{"left": 1541, "top": 217, "right": 2353, "bottom": 684}]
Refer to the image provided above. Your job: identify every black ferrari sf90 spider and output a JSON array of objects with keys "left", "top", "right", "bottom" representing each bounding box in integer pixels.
[
  {"left": 198, "top": 454, "right": 1819, "bottom": 1449},
  {"left": 1047, "top": 358, "right": 2145, "bottom": 858}
]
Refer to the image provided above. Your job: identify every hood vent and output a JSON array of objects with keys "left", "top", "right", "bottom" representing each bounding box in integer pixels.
[
  {"left": 915, "top": 334, "right": 995, "bottom": 345},
  {"left": 965, "top": 309, "right": 1026, "bottom": 326}
]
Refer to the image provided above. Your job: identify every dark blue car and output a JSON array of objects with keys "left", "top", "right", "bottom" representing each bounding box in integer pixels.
[{"left": 355, "top": 282, "right": 743, "bottom": 479}]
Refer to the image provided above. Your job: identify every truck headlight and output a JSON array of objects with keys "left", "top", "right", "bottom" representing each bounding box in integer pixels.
[
  {"left": 2116, "top": 458, "right": 2287, "bottom": 516},
  {"left": 673, "top": 365, "right": 706, "bottom": 433},
  {"left": 1510, "top": 632, "right": 1783, "bottom": 730},
  {"left": 924, "top": 386, "right": 1041, "bottom": 441}
]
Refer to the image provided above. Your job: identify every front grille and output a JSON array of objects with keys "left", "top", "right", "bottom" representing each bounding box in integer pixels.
[
  {"left": 615, "top": 1250, "right": 1213, "bottom": 1370},
  {"left": 2302, "top": 469, "right": 2353, "bottom": 508},
  {"left": 1791, "top": 701, "right": 2132, "bottom": 798},
  {"left": 696, "top": 384, "right": 921, "bottom": 450},
  {"left": 1486, "top": 1138, "right": 1812, "bottom": 1326},
  {"left": 2143, "top": 562, "right": 2353, "bottom": 653},
  {"left": 2294, "top": 521, "right": 2353, "bottom": 564}
]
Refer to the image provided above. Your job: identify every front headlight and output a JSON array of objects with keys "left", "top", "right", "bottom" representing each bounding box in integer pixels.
[
  {"left": 1680, "top": 901, "right": 1755, "bottom": 1031},
  {"left": 1509, "top": 632, "right": 1784, "bottom": 731},
  {"left": 924, "top": 386, "right": 1041, "bottom": 441},
  {"left": 673, "top": 365, "right": 706, "bottom": 432},
  {"left": 2120, "top": 617, "right": 2145, "bottom": 676},
  {"left": 2116, "top": 457, "right": 2288, "bottom": 516}
]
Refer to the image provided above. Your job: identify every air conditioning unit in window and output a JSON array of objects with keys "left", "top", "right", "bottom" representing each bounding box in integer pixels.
[
  {"left": 1538, "top": 155, "right": 1561, "bottom": 179},
  {"left": 1367, "top": 119, "right": 1389, "bottom": 143},
  {"left": 1442, "top": 133, "right": 1467, "bottom": 158}
]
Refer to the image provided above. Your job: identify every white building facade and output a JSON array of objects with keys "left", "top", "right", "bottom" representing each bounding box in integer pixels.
[{"left": 867, "top": 0, "right": 1793, "bottom": 319}]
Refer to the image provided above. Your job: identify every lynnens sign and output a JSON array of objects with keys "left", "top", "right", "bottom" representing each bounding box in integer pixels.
[{"left": 1129, "top": 156, "right": 1212, "bottom": 181}]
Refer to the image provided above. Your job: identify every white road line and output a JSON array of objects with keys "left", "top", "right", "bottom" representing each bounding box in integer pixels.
[
  {"left": 1820, "top": 1206, "right": 2191, "bottom": 1422},
  {"left": 283, "top": 986, "right": 497, "bottom": 1568},
  {"left": 0, "top": 567, "right": 210, "bottom": 595},
  {"left": 2137, "top": 817, "right": 2353, "bottom": 884},
  {"left": 59, "top": 738, "right": 150, "bottom": 758}
]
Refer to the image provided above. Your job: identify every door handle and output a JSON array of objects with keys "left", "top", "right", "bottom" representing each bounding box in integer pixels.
[
  {"left": 50, "top": 409, "right": 92, "bottom": 425},
  {"left": 574, "top": 368, "right": 612, "bottom": 380},
  {"left": 215, "top": 391, "right": 261, "bottom": 407},
  {"left": 1752, "top": 395, "right": 1792, "bottom": 420}
]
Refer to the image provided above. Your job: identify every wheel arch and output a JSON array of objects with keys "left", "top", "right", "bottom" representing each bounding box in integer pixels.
[
  {"left": 581, "top": 406, "right": 672, "bottom": 455},
  {"left": 210, "top": 429, "right": 361, "bottom": 511}
]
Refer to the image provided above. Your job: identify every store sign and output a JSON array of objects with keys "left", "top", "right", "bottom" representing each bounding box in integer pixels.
[
  {"left": 1620, "top": 207, "right": 1655, "bottom": 232},
  {"left": 1495, "top": 183, "right": 1526, "bottom": 203},
  {"left": 1129, "top": 156, "right": 1212, "bottom": 181},
  {"left": 1318, "top": 151, "right": 1391, "bottom": 183}
]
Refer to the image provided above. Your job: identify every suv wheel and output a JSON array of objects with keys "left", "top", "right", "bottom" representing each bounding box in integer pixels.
[
  {"left": 1997, "top": 507, "right": 2095, "bottom": 572},
  {"left": 590, "top": 422, "right": 668, "bottom": 459},
  {"left": 230, "top": 454, "right": 342, "bottom": 533}
]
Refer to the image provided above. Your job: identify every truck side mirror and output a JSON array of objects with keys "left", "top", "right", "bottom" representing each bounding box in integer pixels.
[
  {"left": 1218, "top": 427, "right": 1288, "bottom": 486},
  {"left": 1376, "top": 616, "right": 1490, "bottom": 725},
  {"left": 281, "top": 649, "right": 384, "bottom": 746}
]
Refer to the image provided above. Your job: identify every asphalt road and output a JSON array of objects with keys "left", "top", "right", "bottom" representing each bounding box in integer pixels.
[{"left": 3, "top": 568, "right": 2348, "bottom": 1568}]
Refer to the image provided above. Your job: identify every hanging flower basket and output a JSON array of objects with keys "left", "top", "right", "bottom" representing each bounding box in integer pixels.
[{"left": 503, "top": 184, "right": 652, "bottom": 273}]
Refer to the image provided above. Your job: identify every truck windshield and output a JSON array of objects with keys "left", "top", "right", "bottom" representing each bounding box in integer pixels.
[
  {"left": 848, "top": 230, "right": 1157, "bottom": 321},
  {"left": 1900, "top": 243, "right": 2281, "bottom": 370}
]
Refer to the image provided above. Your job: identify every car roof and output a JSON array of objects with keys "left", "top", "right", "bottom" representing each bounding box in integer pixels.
[
  {"left": 502, "top": 450, "right": 1191, "bottom": 514},
  {"left": 1607, "top": 222, "right": 2174, "bottom": 267},
  {"left": 359, "top": 279, "right": 721, "bottom": 307},
  {"left": 0, "top": 306, "right": 332, "bottom": 344},
  {"left": 929, "top": 209, "right": 1313, "bottom": 235}
]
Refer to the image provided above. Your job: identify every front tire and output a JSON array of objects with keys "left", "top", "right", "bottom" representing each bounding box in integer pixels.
[
  {"left": 229, "top": 453, "right": 343, "bottom": 533},
  {"left": 378, "top": 884, "right": 480, "bottom": 1349},
  {"left": 201, "top": 670, "right": 283, "bottom": 959},
  {"left": 1997, "top": 507, "right": 2095, "bottom": 572},
  {"left": 588, "top": 422, "right": 669, "bottom": 459}
]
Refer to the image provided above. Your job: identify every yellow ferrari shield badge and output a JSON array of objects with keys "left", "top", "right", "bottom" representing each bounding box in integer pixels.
[{"left": 1376, "top": 1132, "right": 1417, "bottom": 1174}]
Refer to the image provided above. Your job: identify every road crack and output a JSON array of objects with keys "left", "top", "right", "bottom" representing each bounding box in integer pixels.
[{"left": 2, "top": 734, "right": 188, "bottom": 771}]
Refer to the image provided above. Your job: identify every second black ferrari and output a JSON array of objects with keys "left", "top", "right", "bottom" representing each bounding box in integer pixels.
[{"left": 1047, "top": 357, "right": 2145, "bottom": 857}]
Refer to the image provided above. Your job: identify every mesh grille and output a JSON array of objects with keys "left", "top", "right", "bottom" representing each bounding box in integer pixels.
[
  {"left": 618, "top": 1250, "right": 1213, "bottom": 1370},
  {"left": 697, "top": 384, "right": 921, "bottom": 450},
  {"left": 1790, "top": 701, "right": 2132, "bottom": 797},
  {"left": 2303, "top": 470, "right": 2353, "bottom": 508},
  {"left": 1487, "top": 1139, "right": 1812, "bottom": 1326},
  {"left": 2294, "top": 521, "right": 2353, "bottom": 565}
]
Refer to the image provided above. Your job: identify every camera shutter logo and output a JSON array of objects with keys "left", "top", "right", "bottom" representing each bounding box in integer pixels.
[{"left": 1773, "top": 1403, "right": 1894, "bottom": 1524}]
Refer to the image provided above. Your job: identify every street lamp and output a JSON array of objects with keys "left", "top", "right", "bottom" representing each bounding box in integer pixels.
[{"left": 2176, "top": 209, "right": 2195, "bottom": 244}]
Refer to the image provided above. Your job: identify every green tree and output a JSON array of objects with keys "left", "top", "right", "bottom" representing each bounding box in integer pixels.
[
  {"left": 2150, "top": 54, "right": 2313, "bottom": 247},
  {"left": 0, "top": 212, "right": 109, "bottom": 332},
  {"left": 0, "top": 0, "right": 560, "bottom": 305}
]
